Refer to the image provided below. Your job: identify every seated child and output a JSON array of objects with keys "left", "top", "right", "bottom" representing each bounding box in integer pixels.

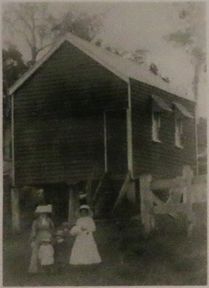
[
  {"left": 38, "top": 236, "right": 54, "bottom": 273},
  {"left": 54, "top": 230, "right": 69, "bottom": 271}
]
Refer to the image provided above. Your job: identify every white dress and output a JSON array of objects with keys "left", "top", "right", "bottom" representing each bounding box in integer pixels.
[
  {"left": 38, "top": 243, "right": 54, "bottom": 266},
  {"left": 69, "top": 216, "right": 101, "bottom": 265}
]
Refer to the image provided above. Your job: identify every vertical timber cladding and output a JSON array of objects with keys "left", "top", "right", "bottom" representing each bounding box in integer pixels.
[
  {"left": 130, "top": 79, "right": 196, "bottom": 179},
  {"left": 14, "top": 41, "right": 128, "bottom": 187},
  {"left": 106, "top": 110, "right": 128, "bottom": 176}
]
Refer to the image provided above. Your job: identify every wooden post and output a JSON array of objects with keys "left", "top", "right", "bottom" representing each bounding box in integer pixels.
[
  {"left": 182, "top": 165, "right": 194, "bottom": 236},
  {"left": 112, "top": 172, "right": 130, "bottom": 212},
  {"left": 11, "top": 187, "right": 20, "bottom": 233},
  {"left": 127, "top": 81, "right": 133, "bottom": 178},
  {"left": 103, "top": 112, "right": 108, "bottom": 173},
  {"left": 139, "top": 174, "right": 154, "bottom": 234},
  {"left": 68, "top": 187, "right": 77, "bottom": 225}
]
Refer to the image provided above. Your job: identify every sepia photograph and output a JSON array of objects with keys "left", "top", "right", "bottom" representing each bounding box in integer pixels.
[{"left": 2, "top": 1, "right": 207, "bottom": 286}]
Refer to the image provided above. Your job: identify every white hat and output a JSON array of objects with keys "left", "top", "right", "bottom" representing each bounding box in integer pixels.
[
  {"left": 79, "top": 205, "right": 90, "bottom": 211},
  {"left": 35, "top": 204, "right": 52, "bottom": 214}
]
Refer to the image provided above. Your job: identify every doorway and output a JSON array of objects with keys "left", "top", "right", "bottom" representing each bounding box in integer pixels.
[{"left": 43, "top": 183, "right": 69, "bottom": 225}]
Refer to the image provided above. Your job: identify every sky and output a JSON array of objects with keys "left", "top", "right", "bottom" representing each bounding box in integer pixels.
[{"left": 2, "top": 1, "right": 207, "bottom": 117}]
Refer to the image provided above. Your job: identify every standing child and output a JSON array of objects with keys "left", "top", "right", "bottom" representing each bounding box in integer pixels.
[
  {"left": 54, "top": 230, "right": 69, "bottom": 272},
  {"left": 69, "top": 205, "right": 101, "bottom": 265},
  {"left": 38, "top": 236, "right": 54, "bottom": 273}
]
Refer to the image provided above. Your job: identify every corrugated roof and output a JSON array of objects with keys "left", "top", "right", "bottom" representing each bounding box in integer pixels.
[{"left": 9, "top": 32, "right": 189, "bottom": 98}]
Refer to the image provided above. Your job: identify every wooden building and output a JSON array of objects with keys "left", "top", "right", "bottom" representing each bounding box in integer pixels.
[{"left": 8, "top": 33, "right": 196, "bottom": 229}]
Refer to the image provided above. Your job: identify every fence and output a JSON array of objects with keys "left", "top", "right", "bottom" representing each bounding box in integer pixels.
[{"left": 140, "top": 166, "right": 195, "bottom": 235}]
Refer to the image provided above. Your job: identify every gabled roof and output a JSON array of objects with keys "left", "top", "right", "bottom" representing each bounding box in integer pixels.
[{"left": 9, "top": 32, "right": 188, "bottom": 98}]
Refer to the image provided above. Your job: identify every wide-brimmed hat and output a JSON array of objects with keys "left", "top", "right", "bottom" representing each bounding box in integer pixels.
[
  {"left": 79, "top": 204, "right": 90, "bottom": 211},
  {"left": 35, "top": 204, "right": 52, "bottom": 214},
  {"left": 78, "top": 204, "right": 93, "bottom": 217}
]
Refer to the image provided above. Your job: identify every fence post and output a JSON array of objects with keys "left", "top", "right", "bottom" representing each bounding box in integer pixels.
[
  {"left": 182, "top": 165, "right": 194, "bottom": 236},
  {"left": 139, "top": 174, "right": 154, "bottom": 234}
]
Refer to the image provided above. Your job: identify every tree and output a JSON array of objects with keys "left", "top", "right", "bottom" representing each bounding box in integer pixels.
[
  {"left": 3, "top": 44, "right": 28, "bottom": 90},
  {"left": 164, "top": 3, "right": 206, "bottom": 174},
  {"left": 164, "top": 2, "right": 206, "bottom": 104},
  {"left": 4, "top": 3, "right": 103, "bottom": 65},
  {"left": 3, "top": 3, "right": 57, "bottom": 64},
  {"left": 3, "top": 45, "right": 29, "bottom": 124},
  {"left": 51, "top": 11, "right": 102, "bottom": 42}
]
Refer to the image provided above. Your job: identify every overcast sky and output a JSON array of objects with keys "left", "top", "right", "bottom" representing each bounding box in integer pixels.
[{"left": 3, "top": 1, "right": 207, "bottom": 117}]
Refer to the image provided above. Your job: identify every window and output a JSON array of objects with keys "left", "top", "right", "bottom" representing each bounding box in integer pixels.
[
  {"left": 152, "top": 111, "right": 161, "bottom": 142},
  {"left": 175, "top": 117, "right": 183, "bottom": 148}
]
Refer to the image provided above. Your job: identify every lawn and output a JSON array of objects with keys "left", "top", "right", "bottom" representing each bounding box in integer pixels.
[{"left": 3, "top": 203, "right": 207, "bottom": 286}]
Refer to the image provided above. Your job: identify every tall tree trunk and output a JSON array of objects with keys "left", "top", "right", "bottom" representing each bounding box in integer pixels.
[
  {"left": 192, "top": 59, "right": 202, "bottom": 105},
  {"left": 192, "top": 59, "right": 202, "bottom": 175},
  {"left": 31, "top": 47, "right": 38, "bottom": 65}
]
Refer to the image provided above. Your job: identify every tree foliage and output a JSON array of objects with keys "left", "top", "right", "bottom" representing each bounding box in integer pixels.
[
  {"left": 164, "top": 2, "right": 206, "bottom": 102},
  {"left": 4, "top": 3, "right": 103, "bottom": 65},
  {"left": 3, "top": 3, "right": 57, "bottom": 64},
  {"left": 3, "top": 45, "right": 28, "bottom": 123},
  {"left": 3, "top": 44, "right": 28, "bottom": 91},
  {"left": 52, "top": 11, "right": 102, "bottom": 41}
]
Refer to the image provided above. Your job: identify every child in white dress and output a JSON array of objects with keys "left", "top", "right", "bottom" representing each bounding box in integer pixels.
[
  {"left": 69, "top": 205, "right": 101, "bottom": 265},
  {"left": 38, "top": 237, "right": 54, "bottom": 273}
]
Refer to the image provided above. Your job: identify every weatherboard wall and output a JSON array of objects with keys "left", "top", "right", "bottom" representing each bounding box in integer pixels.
[
  {"left": 130, "top": 78, "right": 196, "bottom": 179},
  {"left": 13, "top": 41, "right": 128, "bottom": 186}
]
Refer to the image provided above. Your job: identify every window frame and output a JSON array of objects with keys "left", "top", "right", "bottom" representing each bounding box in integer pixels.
[
  {"left": 175, "top": 116, "right": 184, "bottom": 148},
  {"left": 152, "top": 111, "right": 161, "bottom": 143}
]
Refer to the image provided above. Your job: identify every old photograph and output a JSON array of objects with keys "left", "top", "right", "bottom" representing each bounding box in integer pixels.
[{"left": 2, "top": 1, "right": 207, "bottom": 286}]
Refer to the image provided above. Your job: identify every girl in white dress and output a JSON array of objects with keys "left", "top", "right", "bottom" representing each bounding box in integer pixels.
[
  {"left": 69, "top": 205, "right": 101, "bottom": 265},
  {"left": 38, "top": 237, "right": 54, "bottom": 273}
]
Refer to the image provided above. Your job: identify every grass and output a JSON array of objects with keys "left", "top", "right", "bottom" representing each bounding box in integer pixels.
[{"left": 3, "top": 203, "right": 207, "bottom": 286}]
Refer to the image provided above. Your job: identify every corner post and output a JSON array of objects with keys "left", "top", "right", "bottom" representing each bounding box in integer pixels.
[
  {"left": 127, "top": 80, "right": 133, "bottom": 178},
  {"left": 103, "top": 111, "right": 108, "bottom": 173}
]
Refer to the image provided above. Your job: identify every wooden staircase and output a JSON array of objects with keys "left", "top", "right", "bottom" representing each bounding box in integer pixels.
[
  {"left": 92, "top": 173, "right": 124, "bottom": 219},
  {"left": 92, "top": 172, "right": 139, "bottom": 219}
]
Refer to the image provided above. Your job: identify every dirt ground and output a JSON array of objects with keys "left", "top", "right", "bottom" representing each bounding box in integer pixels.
[{"left": 3, "top": 203, "right": 207, "bottom": 286}]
